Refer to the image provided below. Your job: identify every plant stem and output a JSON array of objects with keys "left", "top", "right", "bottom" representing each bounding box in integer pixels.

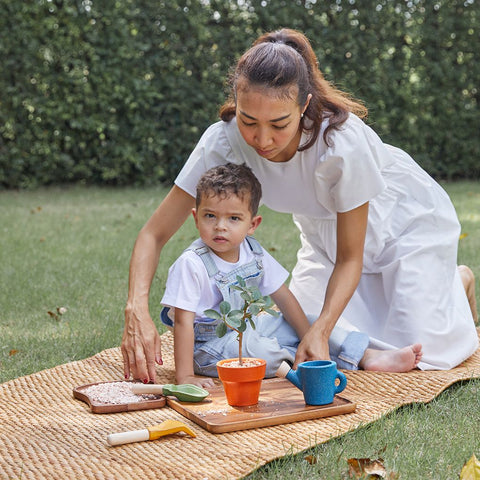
[{"left": 238, "top": 333, "right": 243, "bottom": 365}]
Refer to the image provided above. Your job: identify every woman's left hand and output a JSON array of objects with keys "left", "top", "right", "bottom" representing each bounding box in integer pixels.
[{"left": 293, "top": 323, "right": 331, "bottom": 368}]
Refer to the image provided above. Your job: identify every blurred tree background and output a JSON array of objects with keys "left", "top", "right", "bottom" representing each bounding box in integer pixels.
[{"left": 0, "top": 0, "right": 478, "bottom": 188}]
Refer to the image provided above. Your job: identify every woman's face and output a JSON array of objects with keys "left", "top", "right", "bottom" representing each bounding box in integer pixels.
[{"left": 235, "top": 84, "right": 310, "bottom": 163}]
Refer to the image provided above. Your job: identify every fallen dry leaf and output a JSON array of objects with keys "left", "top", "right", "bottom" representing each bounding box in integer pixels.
[
  {"left": 460, "top": 454, "right": 480, "bottom": 480},
  {"left": 9, "top": 349, "right": 19, "bottom": 356},
  {"left": 304, "top": 454, "right": 317, "bottom": 465},
  {"left": 459, "top": 233, "right": 469, "bottom": 240},
  {"left": 47, "top": 306, "right": 67, "bottom": 321},
  {"left": 347, "top": 457, "right": 398, "bottom": 479}
]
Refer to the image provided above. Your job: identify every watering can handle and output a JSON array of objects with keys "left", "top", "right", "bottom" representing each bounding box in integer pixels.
[{"left": 334, "top": 371, "right": 347, "bottom": 394}]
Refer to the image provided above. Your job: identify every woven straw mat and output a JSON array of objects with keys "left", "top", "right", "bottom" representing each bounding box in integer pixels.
[{"left": 1, "top": 328, "right": 480, "bottom": 480}]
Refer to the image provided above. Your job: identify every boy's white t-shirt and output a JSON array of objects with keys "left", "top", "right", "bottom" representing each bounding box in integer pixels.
[{"left": 161, "top": 239, "right": 289, "bottom": 323}]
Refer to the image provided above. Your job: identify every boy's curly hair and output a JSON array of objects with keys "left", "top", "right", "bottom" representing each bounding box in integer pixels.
[{"left": 196, "top": 163, "right": 262, "bottom": 216}]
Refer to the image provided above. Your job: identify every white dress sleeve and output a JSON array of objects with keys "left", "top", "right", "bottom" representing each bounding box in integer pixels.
[
  {"left": 314, "top": 115, "right": 388, "bottom": 213},
  {"left": 174, "top": 121, "right": 235, "bottom": 197}
]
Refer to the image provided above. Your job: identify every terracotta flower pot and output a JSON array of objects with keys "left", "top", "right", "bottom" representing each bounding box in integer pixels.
[{"left": 216, "top": 358, "right": 266, "bottom": 407}]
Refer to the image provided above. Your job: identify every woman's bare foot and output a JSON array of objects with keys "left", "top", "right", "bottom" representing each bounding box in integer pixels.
[
  {"left": 458, "top": 265, "right": 478, "bottom": 323},
  {"left": 359, "top": 344, "right": 423, "bottom": 372}
]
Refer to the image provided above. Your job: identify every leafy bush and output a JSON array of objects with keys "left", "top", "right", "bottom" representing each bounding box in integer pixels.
[{"left": 1, "top": 0, "right": 478, "bottom": 188}]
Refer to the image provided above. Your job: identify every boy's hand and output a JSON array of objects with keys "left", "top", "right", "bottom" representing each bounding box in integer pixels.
[{"left": 176, "top": 374, "right": 215, "bottom": 389}]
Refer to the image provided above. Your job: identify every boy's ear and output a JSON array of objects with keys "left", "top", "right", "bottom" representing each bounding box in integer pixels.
[
  {"left": 191, "top": 208, "right": 197, "bottom": 225},
  {"left": 247, "top": 215, "right": 262, "bottom": 235}
]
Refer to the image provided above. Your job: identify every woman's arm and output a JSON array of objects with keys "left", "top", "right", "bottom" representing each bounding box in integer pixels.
[
  {"left": 270, "top": 284, "right": 310, "bottom": 339},
  {"left": 121, "top": 185, "right": 195, "bottom": 383},
  {"left": 293, "top": 202, "right": 368, "bottom": 367}
]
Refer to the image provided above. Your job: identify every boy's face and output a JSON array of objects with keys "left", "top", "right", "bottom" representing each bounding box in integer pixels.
[{"left": 192, "top": 192, "right": 262, "bottom": 263}]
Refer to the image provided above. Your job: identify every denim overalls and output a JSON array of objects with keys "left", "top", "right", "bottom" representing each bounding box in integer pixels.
[
  {"left": 161, "top": 237, "right": 369, "bottom": 377},
  {"left": 161, "top": 237, "right": 300, "bottom": 377}
]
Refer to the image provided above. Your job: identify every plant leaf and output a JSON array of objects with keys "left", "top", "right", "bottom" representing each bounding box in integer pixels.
[
  {"left": 219, "top": 301, "right": 231, "bottom": 315},
  {"left": 263, "top": 296, "right": 274, "bottom": 307},
  {"left": 460, "top": 454, "right": 480, "bottom": 480},
  {"left": 250, "top": 287, "right": 262, "bottom": 301},
  {"left": 204, "top": 309, "right": 222, "bottom": 321},
  {"left": 240, "top": 291, "right": 251, "bottom": 302},
  {"left": 216, "top": 322, "right": 228, "bottom": 338},
  {"left": 248, "top": 318, "right": 256, "bottom": 330},
  {"left": 237, "top": 320, "right": 247, "bottom": 333},
  {"left": 264, "top": 308, "right": 280, "bottom": 317},
  {"left": 249, "top": 304, "right": 261, "bottom": 316},
  {"left": 226, "top": 310, "right": 243, "bottom": 329},
  {"left": 236, "top": 275, "right": 246, "bottom": 287}
]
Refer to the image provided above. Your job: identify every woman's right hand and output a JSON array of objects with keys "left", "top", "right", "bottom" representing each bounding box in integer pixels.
[{"left": 122, "top": 305, "right": 163, "bottom": 383}]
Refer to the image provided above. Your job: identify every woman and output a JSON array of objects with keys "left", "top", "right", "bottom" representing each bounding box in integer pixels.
[{"left": 122, "top": 28, "right": 478, "bottom": 383}]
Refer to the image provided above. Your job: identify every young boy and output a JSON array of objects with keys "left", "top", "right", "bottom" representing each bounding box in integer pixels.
[{"left": 161, "top": 164, "right": 422, "bottom": 388}]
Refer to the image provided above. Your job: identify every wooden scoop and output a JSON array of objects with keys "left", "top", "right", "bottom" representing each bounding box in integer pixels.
[
  {"left": 107, "top": 419, "right": 196, "bottom": 446},
  {"left": 131, "top": 383, "right": 209, "bottom": 402}
]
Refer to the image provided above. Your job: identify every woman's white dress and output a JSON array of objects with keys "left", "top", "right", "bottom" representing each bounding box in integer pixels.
[{"left": 175, "top": 114, "right": 478, "bottom": 369}]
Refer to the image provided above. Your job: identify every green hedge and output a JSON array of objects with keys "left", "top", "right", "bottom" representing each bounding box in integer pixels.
[{"left": 1, "top": 0, "right": 478, "bottom": 188}]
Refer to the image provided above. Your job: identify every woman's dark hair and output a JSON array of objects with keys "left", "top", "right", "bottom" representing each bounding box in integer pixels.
[{"left": 219, "top": 28, "right": 367, "bottom": 148}]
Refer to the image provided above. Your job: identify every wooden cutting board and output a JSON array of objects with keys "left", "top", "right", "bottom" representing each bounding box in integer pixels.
[
  {"left": 73, "top": 381, "right": 166, "bottom": 413},
  {"left": 167, "top": 377, "right": 356, "bottom": 433}
]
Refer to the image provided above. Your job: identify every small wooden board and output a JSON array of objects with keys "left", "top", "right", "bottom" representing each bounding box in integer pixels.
[
  {"left": 167, "top": 377, "right": 356, "bottom": 433},
  {"left": 73, "top": 381, "right": 166, "bottom": 414}
]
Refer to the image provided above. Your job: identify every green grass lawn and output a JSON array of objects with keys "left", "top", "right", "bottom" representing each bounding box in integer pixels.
[{"left": 1, "top": 182, "right": 479, "bottom": 479}]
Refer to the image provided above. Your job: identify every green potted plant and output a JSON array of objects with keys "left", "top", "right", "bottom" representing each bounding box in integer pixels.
[{"left": 204, "top": 276, "right": 278, "bottom": 406}]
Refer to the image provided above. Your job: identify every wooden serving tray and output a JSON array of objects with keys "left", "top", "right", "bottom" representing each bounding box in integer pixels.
[
  {"left": 73, "top": 381, "right": 166, "bottom": 413},
  {"left": 167, "top": 377, "right": 356, "bottom": 433}
]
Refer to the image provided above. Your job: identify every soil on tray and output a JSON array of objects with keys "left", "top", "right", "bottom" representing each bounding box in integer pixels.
[{"left": 81, "top": 381, "right": 160, "bottom": 404}]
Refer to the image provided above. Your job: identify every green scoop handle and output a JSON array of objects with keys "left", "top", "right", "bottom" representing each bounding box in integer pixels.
[{"left": 131, "top": 383, "right": 209, "bottom": 402}]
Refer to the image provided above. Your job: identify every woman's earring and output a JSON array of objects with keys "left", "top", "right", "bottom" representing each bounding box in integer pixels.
[{"left": 301, "top": 113, "right": 304, "bottom": 118}]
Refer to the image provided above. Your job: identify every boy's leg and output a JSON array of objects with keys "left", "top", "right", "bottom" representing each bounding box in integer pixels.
[
  {"left": 192, "top": 315, "right": 371, "bottom": 376},
  {"left": 327, "top": 325, "right": 369, "bottom": 371},
  {"left": 193, "top": 324, "right": 237, "bottom": 377},
  {"left": 240, "top": 313, "right": 297, "bottom": 377},
  {"left": 253, "top": 312, "right": 301, "bottom": 353},
  {"left": 251, "top": 312, "right": 370, "bottom": 372}
]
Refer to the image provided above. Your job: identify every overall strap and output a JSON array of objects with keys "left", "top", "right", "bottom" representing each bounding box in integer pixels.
[
  {"left": 189, "top": 236, "right": 264, "bottom": 278},
  {"left": 245, "top": 236, "right": 263, "bottom": 256},
  {"left": 190, "top": 244, "right": 219, "bottom": 277}
]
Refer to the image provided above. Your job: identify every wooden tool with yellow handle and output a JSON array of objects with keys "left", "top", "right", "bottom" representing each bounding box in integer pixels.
[{"left": 107, "top": 419, "right": 196, "bottom": 446}]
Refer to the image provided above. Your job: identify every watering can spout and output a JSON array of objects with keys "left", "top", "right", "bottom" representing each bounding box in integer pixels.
[{"left": 275, "top": 361, "right": 302, "bottom": 391}]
